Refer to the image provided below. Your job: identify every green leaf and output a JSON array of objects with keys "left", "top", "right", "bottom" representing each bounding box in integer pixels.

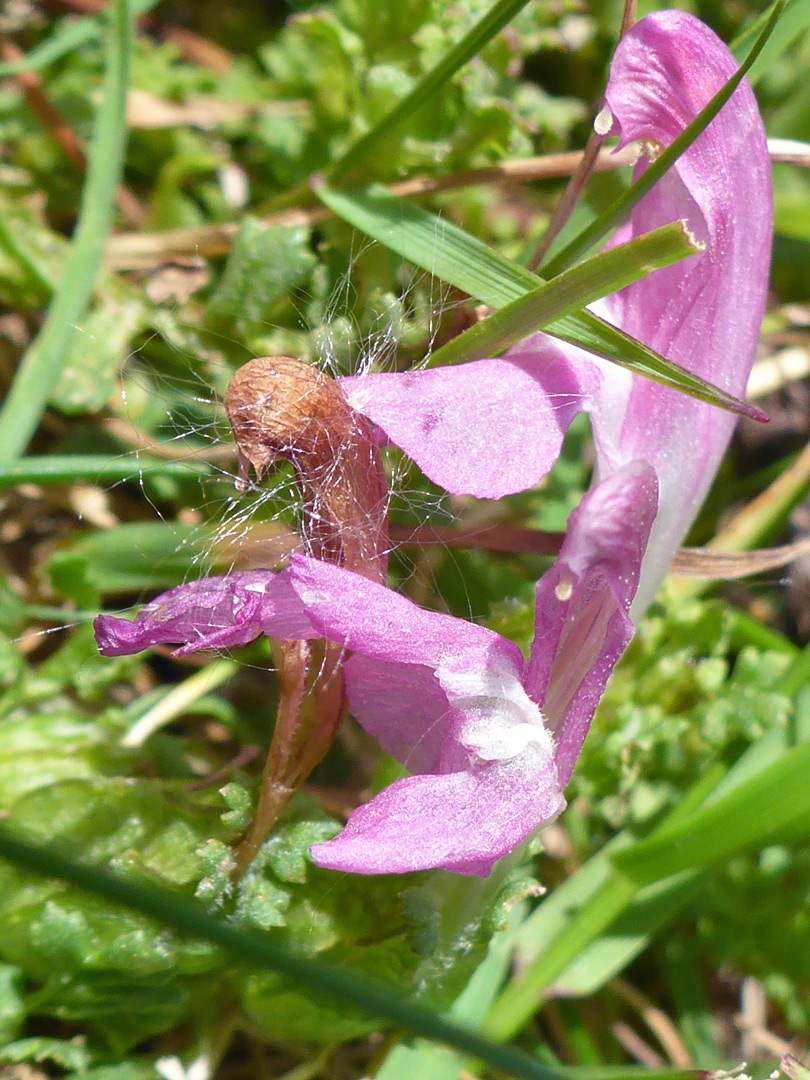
[
  {"left": 0, "top": 0, "right": 134, "bottom": 463},
  {"left": 376, "top": 902, "right": 527, "bottom": 1080},
  {"left": 612, "top": 738, "right": 810, "bottom": 885},
  {"left": 427, "top": 222, "right": 701, "bottom": 368},
  {"left": 236, "top": 806, "right": 520, "bottom": 1043},
  {"left": 732, "top": 0, "right": 810, "bottom": 86},
  {"left": 207, "top": 219, "right": 317, "bottom": 335},
  {"left": 0, "top": 712, "right": 130, "bottom": 805},
  {"left": 540, "top": 1, "right": 783, "bottom": 277},
  {"left": 46, "top": 553, "right": 99, "bottom": 610},
  {"left": 0, "top": 825, "right": 566, "bottom": 1080},
  {"left": 46, "top": 522, "right": 211, "bottom": 595},
  {"left": 0, "top": 776, "right": 234, "bottom": 1051},
  {"left": 50, "top": 298, "right": 147, "bottom": 415},
  {"left": 0, "top": 1036, "right": 91, "bottom": 1072},
  {"left": 316, "top": 182, "right": 764, "bottom": 419},
  {"left": 0, "top": 0, "right": 157, "bottom": 77},
  {"left": 0, "top": 201, "right": 63, "bottom": 306},
  {"left": 0, "top": 965, "right": 25, "bottom": 1043}
]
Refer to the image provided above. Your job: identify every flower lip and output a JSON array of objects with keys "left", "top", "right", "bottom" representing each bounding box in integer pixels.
[{"left": 438, "top": 660, "right": 553, "bottom": 764}]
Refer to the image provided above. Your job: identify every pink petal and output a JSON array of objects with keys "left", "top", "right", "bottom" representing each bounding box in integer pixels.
[
  {"left": 595, "top": 10, "right": 772, "bottom": 610},
  {"left": 93, "top": 570, "right": 316, "bottom": 657},
  {"left": 288, "top": 553, "right": 523, "bottom": 675},
  {"left": 310, "top": 745, "right": 564, "bottom": 876},
  {"left": 289, "top": 555, "right": 531, "bottom": 781},
  {"left": 340, "top": 353, "right": 585, "bottom": 499},
  {"left": 524, "top": 462, "right": 658, "bottom": 785},
  {"left": 343, "top": 656, "right": 450, "bottom": 774}
]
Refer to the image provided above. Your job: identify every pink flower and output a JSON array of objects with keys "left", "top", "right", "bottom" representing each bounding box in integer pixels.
[
  {"left": 94, "top": 11, "right": 771, "bottom": 877},
  {"left": 294, "top": 463, "right": 656, "bottom": 874},
  {"left": 307, "top": 9, "right": 772, "bottom": 871},
  {"left": 95, "top": 463, "right": 655, "bottom": 875},
  {"left": 338, "top": 10, "right": 772, "bottom": 615}
]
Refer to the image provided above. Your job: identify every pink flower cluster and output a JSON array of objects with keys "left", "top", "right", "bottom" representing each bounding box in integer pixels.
[{"left": 96, "top": 12, "right": 771, "bottom": 877}]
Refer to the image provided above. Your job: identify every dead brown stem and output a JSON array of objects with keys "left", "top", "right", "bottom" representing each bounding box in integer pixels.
[
  {"left": 37, "top": 0, "right": 231, "bottom": 70},
  {"left": 104, "top": 147, "right": 639, "bottom": 270},
  {"left": 389, "top": 522, "right": 810, "bottom": 580}
]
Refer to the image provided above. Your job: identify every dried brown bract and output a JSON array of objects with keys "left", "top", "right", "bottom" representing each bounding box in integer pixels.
[{"left": 224, "top": 356, "right": 387, "bottom": 582}]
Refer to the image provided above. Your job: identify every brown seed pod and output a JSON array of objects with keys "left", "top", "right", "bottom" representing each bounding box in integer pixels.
[{"left": 224, "top": 356, "right": 388, "bottom": 582}]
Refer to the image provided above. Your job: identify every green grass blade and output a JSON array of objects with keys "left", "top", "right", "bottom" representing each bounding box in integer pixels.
[
  {"left": 376, "top": 911, "right": 523, "bottom": 1080},
  {"left": 547, "top": 871, "right": 702, "bottom": 997},
  {"left": 0, "top": 0, "right": 157, "bottom": 77},
  {"left": 490, "top": 732, "right": 801, "bottom": 1039},
  {"left": 328, "top": 0, "right": 533, "bottom": 178},
  {"left": 427, "top": 222, "right": 701, "bottom": 368},
  {"left": 554, "top": 1071, "right": 702, "bottom": 1080},
  {"left": 484, "top": 874, "right": 638, "bottom": 1042},
  {"left": 732, "top": 0, "right": 810, "bottom": 86},
  {"left": 485, "top": 764, "right": 729, "bottom": 1040},
  {"left": 0, "top": 0, "right": 133, "bottom": 465},
  {"left": 612, "top": 737, "right": 810, "bottom": 885},
  {"left": 539, "top": 1, "right": 783, "bottom": 278},
  {"left": 315, "top": 180, "right": 537, "bottom": 307},
  {"left": 0, "top": 218, "right": 54, "bottom": 298},
  {"left": 316, "top": 182, "right": 764, "bottom": 420},
  {"left": 0, "top": 827, "right": 565, "bottom": 1080},
  {"left": 0, "top": 454, "right": 209, "bottom": 489}
]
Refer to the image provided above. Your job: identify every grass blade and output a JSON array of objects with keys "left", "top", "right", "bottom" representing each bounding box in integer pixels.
[
  {"left": 0, "top": 454, "right": 209, "bottom": 489},
  {"left": 329, "top": 0, "right": 533, "bottom": 178},
  {"left": 316, "top": 182, "right": 764, "bottom": 420},
  {"left": 0, "top": 0, "right": 157, "bottom": 78},
  {"left": 0, "top": 827, "right": 564, "bottom": 1080},
  {"left": 376, "top": 910, "right": 523, "bottom": 1080},
  {"left": 485, "top": 874, "right": 639, "bottom": 1042},
  {"left": 540, "top": 1, "right": 783, "bottom": 278},
  {"left": 485, "top": 763, "right": 735, "bottom": 1040},
  {"left": 732, "top": 0, "right": 810, "bottom": 86},
  {"left": 612, "top": 737, "right": 810, "bottom": 885},
  {"left": 427, "top": 222, "right": 701, "bottom": 368},
  {"left": 0, "top": 0, "right": 133, "bottom": 465}
]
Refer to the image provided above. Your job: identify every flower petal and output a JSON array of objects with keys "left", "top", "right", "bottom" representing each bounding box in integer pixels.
[
  {"left": 288, "top": 553, "right": 523, "bottom": 675},
  {"left": 595, "top": 9, "right": 772, "bottom": 611},
  {"left": 524, "top": 462, "right": 658, "bottom": 785},
  {"left": 93, "top": 570, "right": 316, "bottom": 657},
  {"left": 310, "top": 745, "right": 564, "bottom": 876},
  {"left": 343, "top": 655, "right": 451, "bottom": 774},
  {"left": 340, "top": 353, "right": 585, "bottom": 499}
]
